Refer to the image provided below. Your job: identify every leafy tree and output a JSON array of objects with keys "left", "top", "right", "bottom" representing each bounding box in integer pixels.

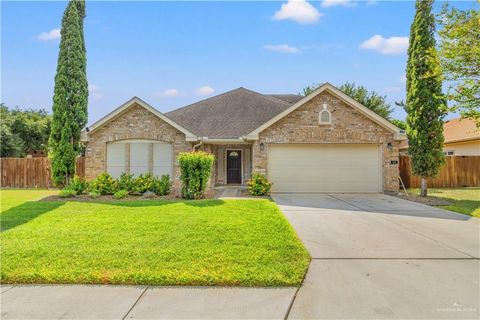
[
  {"left": 302, "top": 82, "right": 393, "bottom": 119},
  {"left": 391, "top": 119, "right": 407, "bottom": 130},
  {"left": 437, "top": 3, "right": 480, "bottom": 125},
  {"left": 49, "top": 0, "right": 88, "bottom": 186},
  {"left": 0, "top": 104, "right": 51, "bottom": 157},
  {"left": 406, "top": 0, "right": 447, "bottom": 197}
]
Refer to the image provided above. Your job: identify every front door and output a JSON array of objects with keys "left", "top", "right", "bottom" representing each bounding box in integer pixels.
[{"left": 226, "top": 150, "right": 242, "bottom": 184}]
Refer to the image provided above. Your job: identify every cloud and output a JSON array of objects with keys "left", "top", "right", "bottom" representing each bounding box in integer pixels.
[
  {"left": 195, "top": 86, "right": 215, "bottom": 96},
  {"left": 400, "top": 75, "right": 407, "bottom": 83},
  {"left": 37, "top": 28, "right": 61, "bottom": 41},
  {"left": 264, "top": 44, "right": 301, "bottom": 54},
  {"left": 366, "top": 0, "right": 379, "bottom": 5},
  {"left": 321, "top": 0, "right": 356, "bottom": 8},
  {"left": 153, "top": 88, "right": 180, "bottom": 98},
  {"left": 273, "top": 0, "right": 323, "bottom": 25},
  {"left": 88, "top": 84, "right": 103, "bottom": 100},
  {"left": 359, "top": 35, "right": 409, "bottom": 54}
]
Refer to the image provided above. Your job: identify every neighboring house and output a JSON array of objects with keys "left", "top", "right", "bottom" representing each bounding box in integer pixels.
[
  {"left": 399, "top": 117, "right": 480, "bottom": 156},
  {"left": 82, "top": 83, "right": 404, "bottom": 193}
]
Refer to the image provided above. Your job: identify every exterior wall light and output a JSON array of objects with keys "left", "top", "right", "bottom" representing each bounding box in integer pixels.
[
  {"left": 260, "top": 142, "right": 265, "bottom": 151},
  {"left": 387, "top": 142, "right": 393, "bottom": 150}
]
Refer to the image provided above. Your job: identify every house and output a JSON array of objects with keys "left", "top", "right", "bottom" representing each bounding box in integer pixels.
[
  {"left": 399, "top": 117, "right": 480, "bottom": 156},
  {"left": 81, "top": 83, "right": 404, "bottom": 193}
]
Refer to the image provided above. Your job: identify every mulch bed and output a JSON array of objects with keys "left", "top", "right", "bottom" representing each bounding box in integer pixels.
[
  {"left": 393, "top": 193, "right": 453, "bottom": 206},
  {"left": 40, "top": 192, "right": 214, "bottom": 202}
]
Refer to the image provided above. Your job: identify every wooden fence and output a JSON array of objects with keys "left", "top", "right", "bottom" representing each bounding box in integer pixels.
[
  {"left": 399, "top": 155, "right": 480, "bottom": 188},
  {"left": 1, "top": 157, "right": 85, "bottom": 188}
]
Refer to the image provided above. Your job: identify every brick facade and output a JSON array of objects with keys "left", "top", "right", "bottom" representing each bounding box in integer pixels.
[
  {"left": 251, "top": 91, "right": 400, "bottom": 192},
  {"left": 84, "top": 103, "right": 191, "bottom": 191}
]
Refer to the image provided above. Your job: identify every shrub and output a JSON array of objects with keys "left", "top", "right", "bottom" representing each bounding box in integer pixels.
[
  {"left": 247, "top": 173, "right": 272, "bottom": 196},
  {"left": 68, "top": 175, "right": 88, "bottom": 195},
  {"left": 153, "top": 174, "right": 171, "bottom": 196},
  {"left": 88, "top": 173, "right": 116, "bottom": 195},
  {"left": 116, "top": 173, "right": 135, "bottom": 194},
  {"left": 59, "top": 188, "right": 76, "bottom": 198},
  {"left": 133, "top": 173, "right": 156, "bottom": 194},
  {"left": 178, "top": 151, "right": 215, "bottom": 199},
  {"left": 113, "top": 189, "right": 129, "bottom": 200},
  {"left": 88, "top": 191, "right": 100, "bottom": 199}
]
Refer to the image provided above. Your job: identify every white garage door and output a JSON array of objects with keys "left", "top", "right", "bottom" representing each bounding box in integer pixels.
[
  {"left": 106, "top": 140, "right": 172, "bottom": 178},
  {"left": 268, "top": 144, "right": 382, "bottom": 193}
]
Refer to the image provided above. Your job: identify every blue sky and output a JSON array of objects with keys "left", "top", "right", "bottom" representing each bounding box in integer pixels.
[{"left": 1, "top": 0, "right": 475, "bottom": 124}]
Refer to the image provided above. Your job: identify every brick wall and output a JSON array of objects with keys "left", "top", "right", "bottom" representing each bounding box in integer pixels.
[
  {"left": 252, "top": 91, "right": 400, "bottom": 192},
  {"left": 84, "top": 103, "right": 191, "bottom": 191}
]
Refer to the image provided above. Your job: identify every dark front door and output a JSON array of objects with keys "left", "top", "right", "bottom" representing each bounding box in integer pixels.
[{"left": 227, "top": 150, "right": 242, "bottom": 184}]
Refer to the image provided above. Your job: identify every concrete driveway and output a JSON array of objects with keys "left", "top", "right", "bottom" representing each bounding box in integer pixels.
[{"left": 273, "top": 193, "right": 480, "bottom": 319}]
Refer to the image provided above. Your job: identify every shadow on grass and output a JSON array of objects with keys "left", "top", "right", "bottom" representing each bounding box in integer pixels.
[
  {"left": 104, "top": 199, "right": 226, "bottom": 208},
  {"left": 437, "top": 198, "right": 480, "bottom": 218},
  {"left": 1, "top": 201, "right": 65, "bottom": 232}
]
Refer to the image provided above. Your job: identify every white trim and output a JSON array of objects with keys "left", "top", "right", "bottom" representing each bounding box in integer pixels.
[
  {"left": 246, "top": 83, "right": 403, "bottom": 140},
  {"left": 202, "top": 138, "right": 249, "bottom": 144},
  {"left": 81, "top": 96, "right": 196, "bottom": 140}
]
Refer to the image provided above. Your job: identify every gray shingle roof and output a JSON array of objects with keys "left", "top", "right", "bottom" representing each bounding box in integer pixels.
[{"left": 165, "top": 88, "right": 302, "bottom": 139}]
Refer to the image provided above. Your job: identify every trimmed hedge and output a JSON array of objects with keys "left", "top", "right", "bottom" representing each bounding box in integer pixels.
[
  {"left": 178, "top": 151, "right": 215, "bottom": 199},
  {"left": 247, "top": 172, "right": 272, "bottom": 196}
]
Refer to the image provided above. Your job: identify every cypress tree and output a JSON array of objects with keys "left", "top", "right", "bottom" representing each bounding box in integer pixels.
[
  {"left": 49, "top": 0, "right": 88, "bottom": 186},
  {"left": 406, "top": 0, "right": 446, "bottom": 197}
]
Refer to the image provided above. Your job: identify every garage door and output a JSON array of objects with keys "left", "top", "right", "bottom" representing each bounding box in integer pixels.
[{"left": 268, "top": 144, "right": 382, "bottom": 193}]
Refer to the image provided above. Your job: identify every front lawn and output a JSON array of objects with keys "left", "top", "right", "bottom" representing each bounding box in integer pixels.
[
  {"left": 408, "top": 188, "right": 480, "bottom": 218},
  {"left": 1, "top": 190, "right": 310, "bottom": 286}
]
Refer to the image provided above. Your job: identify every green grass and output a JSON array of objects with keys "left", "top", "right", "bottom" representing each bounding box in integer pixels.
[
  {"left": 408, "top": 188, "right": 480, "bottom": 218},
  {"left": 1, "top": 189, "right": 58, "bottom": 212},
  {"left": 1, "top": 190, "right": 310, "bottom": 286}
]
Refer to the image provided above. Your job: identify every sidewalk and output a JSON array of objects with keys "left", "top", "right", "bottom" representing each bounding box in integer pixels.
[{"left": 0, "top": 285, "right": 296, "bottom": 319}]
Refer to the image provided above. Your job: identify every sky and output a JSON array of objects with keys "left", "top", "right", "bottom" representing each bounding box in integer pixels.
[{"left": 1, "top": 0, "right": 476, "bottom": 125}]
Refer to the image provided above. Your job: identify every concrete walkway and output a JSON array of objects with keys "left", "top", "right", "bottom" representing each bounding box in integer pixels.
[
  {"left": 273, "top": 193, "right": 480, "bottom": 319},
  {"left": 2, "top": 194, "right": 479, "bottom": 319},
  {"left": 1, "top": 285, "right": 296, "bottom": 319}
]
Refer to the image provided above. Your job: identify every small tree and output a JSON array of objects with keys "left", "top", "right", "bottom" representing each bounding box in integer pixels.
[
  {"left": 437, "top": 3, "right": 480, "bottom": 125},
  {"left": 49, "top": 0, "right": 88, "bottom": 186},
  {"left": 178, "top": 151, "right": 215, "bottom": 199},
  {"left": 301, "top": 82, "right": 393, "bottom": 119},
  {"left": 406, "top": 0, "right": 447, "bottom": 197}
]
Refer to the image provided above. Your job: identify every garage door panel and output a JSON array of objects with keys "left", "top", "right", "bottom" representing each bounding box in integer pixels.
[{"left": 268, "top": 144, "right": 382, "bottom": 193}]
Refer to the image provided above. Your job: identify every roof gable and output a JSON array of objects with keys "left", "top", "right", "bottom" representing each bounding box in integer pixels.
[
  {"left": 84, "top": 97, "right": 196, "bottom": 140},
  {"left": 246, "top": 83, "right": 403, "bottom": 140}
]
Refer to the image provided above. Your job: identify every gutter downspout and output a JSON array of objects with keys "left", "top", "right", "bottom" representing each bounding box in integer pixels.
[{"left": 192, "top": 137, "right": 205, "bottom": 151}]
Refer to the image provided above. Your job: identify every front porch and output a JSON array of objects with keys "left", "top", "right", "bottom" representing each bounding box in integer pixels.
[{"left": 202, "top": 143, "right": 253, "bottom": 186}]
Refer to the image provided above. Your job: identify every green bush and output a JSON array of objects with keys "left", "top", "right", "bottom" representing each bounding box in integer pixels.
[
  {"left": 133, "top": 173, "right": 155, "bottom": 194},
  {"left": 88, "top": 191, "right": 100, "bottom": 199},
  {"left": 68, "top": 175, "right": 88, "bottom": 195},
  {"left": 59, "top": 188, "right": 76, "bottom": 198},
  {"left": 178, "top": 151, "right": 215, "bottom": 199},
  {"left": 88, "top": 173, "right": 116, "bottom": 195},
  {"left": 113, "top": 189, "right": 129, "bottom": 200},
  {"left": 153, "top": 174, "right": 171, "bottom": 196},
  {"left": 247, "top": 173, "right": 272, "bottom": 196},
  {"left": 116, "top": 173, "right": 135, "bottom": 194}
]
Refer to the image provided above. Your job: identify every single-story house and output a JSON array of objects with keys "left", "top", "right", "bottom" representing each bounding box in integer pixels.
[
  {"left": 399, "top": 117, "right": 480, "bottom": 156},
  {"left": 81, "top": 83, "right": 404, "bottom": 193}
]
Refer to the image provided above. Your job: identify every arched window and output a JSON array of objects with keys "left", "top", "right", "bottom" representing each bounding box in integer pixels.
[{"left": 319, "top": 104, "right": 331, "bottom": 124}]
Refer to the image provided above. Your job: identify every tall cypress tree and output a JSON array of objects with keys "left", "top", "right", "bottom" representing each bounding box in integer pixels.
[
  {"left": 49, "top": 0, "right": 88, "bottom": 186},
  {"left": 406, "top": 0, "right": 446, "bottom": 197}
]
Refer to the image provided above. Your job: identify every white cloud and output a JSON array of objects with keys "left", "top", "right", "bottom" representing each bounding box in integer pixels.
[
  {"left": 321, "top": 0, "right": 356, "bottom": 8},
  {"left": 88, "top": 84, "right": 103, "bottom": 100},
  {"left": 273, "top": 0, "right": 323, "bottom": 25},
  {"left": 359, "top": 35, "right": 409, "bottom": 54},
  {"left": 195, "top": 86, "right": 215, "bottom": 96},
  {"left": 153, "top": 88, "right": 180, "bottom": 98},
  {"left": 366, "top": 0, "right": 378, "bottom": 6},
  {"left": 400, "top": 75, "right": 407, "bottom": 83},
  {"left": 37, "top": 28, "right": 61, "bottom": 41},
  {"left": 264, "top": 44, "right": 301, "bottom": 54}
]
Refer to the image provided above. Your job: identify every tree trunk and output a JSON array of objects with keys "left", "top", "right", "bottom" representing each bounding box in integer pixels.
[{"left": 420, "top": 177, "right": 427, "bottom": 197}]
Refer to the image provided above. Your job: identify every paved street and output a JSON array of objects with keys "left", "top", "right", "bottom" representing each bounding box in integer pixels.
[{"left": 1, "top": 194, "right": 479, "bottom": 319}]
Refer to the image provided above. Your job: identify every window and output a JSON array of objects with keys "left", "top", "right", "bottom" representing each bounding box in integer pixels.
[
  {"left": 106, "top": 140, "right": 172, "bottom": 178},
  {"left": 319, "top": 104, "right": 331, "bottom": 125}
]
